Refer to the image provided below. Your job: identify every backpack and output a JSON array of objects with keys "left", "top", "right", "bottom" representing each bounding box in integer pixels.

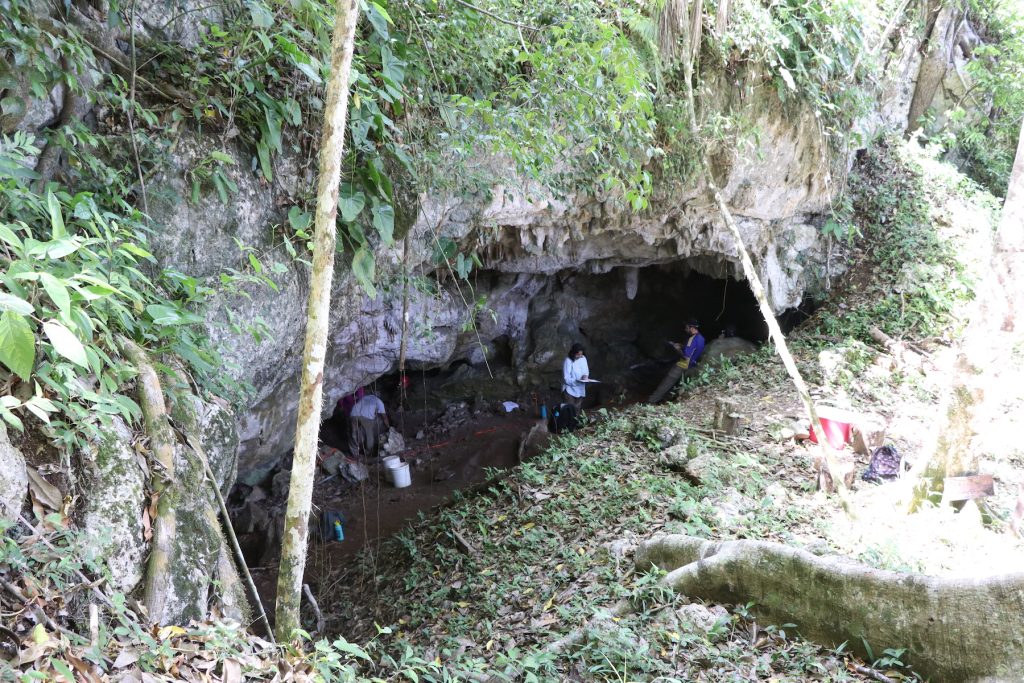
[
  {"left": 862, "top": 445, "right": 904, "bottom": 483},
  {"left": 548, "top": 403, "right": 579, "bottom": 434},
  {"left": 318, "top": 509, "right": 347, "bottom": 543}
]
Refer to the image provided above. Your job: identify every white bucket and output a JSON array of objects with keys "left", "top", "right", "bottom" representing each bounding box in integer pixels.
[
  {"left": 390, "top": 462, "right": 411, "bottom": 488},
  {"left": 381, "top": 456, "right": 400, "bottom": 482}
]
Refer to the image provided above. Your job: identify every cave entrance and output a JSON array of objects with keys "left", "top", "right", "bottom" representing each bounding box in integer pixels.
[{"left": 238, "top": 258, "right": 817, "bottom": 616}]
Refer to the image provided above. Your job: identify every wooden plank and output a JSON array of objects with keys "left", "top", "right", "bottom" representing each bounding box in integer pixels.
[{"left": 942, "top": 474, "right": 995, "bottom": 503}]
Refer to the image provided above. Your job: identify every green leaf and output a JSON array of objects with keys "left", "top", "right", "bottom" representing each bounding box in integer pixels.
[
  {"left": 257, "top": 141, "right": 273, "bottom": 182},
  {"left": 339, "top": 190, "right": 366, "bottom": 223},
  {"left": 209, "top": 150, "right": 236, "bottom": 165},
  {"left": 42, "top": 320, "right": 88, "bottom": 369},
  {"left": 288, "top": 206, "right": 311, "bottom": 231},
  {"left": 46, "top": 192, "right": 66, "bottom": 241},
  {"left": 351, "top": 248, "right": 377, "bottom": 299},
  {"left": 0, "top": 405, "right": 23, "bottom": 432},
  {"left": 45, "top": 238, "right": 80, "bottom": 259},
  {"left": 120, "top": 243, "right": 154, "bottom": 260},
  {"left": 0, "top": 293, "right": 34, "bottom": 315},
  {"left": 371, "top": 203, "right": 394, "bottom": 244},
  {"left": 247, "top": 0, "right": 274, "bottom": 27},
  {"left": 0, "top": 223, "right": 24, "bottom": 250},
  {"left": 264, "top": 108, "right": 283, "bottom": 153},
  {"left": 366, "top": 2, "right": 392, "bottom": 38},
  {"left": 0, "top": 311, "right": 35, "bottom": 381},
  {"left": 38, "top": 273, "right": 70, "bottom": 316}
]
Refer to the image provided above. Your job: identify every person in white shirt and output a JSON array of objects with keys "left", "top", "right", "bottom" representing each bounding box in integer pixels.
[
  {"left": 561, "top": 343, "right": 589, "bottom": 410},
  {"left": 348, "top": 393, "right": 389, "bottom": 460}
]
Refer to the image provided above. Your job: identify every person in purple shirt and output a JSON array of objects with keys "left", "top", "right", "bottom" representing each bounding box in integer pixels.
[{"left": 648, "top": 319, "right": 705, "bottom": 404}]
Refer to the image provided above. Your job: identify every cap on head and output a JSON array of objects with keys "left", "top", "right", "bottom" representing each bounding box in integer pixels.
[{"left": 685, "top": 319, "right": 700, "bottom": 328}]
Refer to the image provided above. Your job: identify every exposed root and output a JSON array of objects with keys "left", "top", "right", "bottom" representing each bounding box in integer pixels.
[
  {"left": 636, "top": 534, "right": 1024, "bottom": 682},
  {"left": 119, "top": 337, "right": 177, "bottom": 623}
]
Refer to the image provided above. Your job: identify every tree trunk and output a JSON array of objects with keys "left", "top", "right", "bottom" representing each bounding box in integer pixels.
[
  {"left": 274, "top": 0, "right": 361, "bottom": 642},
  {"left": 917, "top": 120, "right": 1024, "bottom": 502},
  {"left": 906, "top": 1, "right": 957, "bottom": 134},
  {"left": 636, "top": 534, "right": 1024, "bottom": 682},
  {"left": 674, "top": 4, "right": 850, "bottom": 505}
]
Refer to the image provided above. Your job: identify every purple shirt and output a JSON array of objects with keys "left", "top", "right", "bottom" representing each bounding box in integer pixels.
[{"left": 676, "top": 333, "right": 705, "bottom": 369}]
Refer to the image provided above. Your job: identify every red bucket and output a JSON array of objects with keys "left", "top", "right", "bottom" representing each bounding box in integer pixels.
[{"left": 808, "top": 408, "right": 853, "bottom": 450}]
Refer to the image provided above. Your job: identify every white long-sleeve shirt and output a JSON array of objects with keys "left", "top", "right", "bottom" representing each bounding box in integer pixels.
[{"left": 562, "top": 356, "right": 590, "bottom": 398}]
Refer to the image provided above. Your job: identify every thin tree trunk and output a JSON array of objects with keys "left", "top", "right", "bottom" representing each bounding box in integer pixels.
[
  {"left": 275, "top": 0, "right": 361, "bottom": 641},
  {"left": 674, "top": 4, "right": 850, "bottom": 505},
  {"left": 119, "top": 337, "right": 178, "bottom": 622}
]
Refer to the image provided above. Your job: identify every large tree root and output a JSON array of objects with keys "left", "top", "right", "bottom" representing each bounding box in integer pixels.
[
  {"left": 636, "top": 535, "right": 1024, "bottom": 682},
  {"left": 120, "top": 338, "right": 178, "bottom": 623}
]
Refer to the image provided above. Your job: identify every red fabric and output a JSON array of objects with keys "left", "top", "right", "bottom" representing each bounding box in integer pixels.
[{"left": 337, "top": 387, "right": 366, "bottom": 417}]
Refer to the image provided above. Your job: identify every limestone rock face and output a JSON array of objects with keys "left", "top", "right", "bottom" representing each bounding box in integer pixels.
[
  {"left": 78, "top": 387, "right": 243, "bottom": 620},
  {"left": 80, "top": 417, "right": 148, "bottom": 593},
  {"left": 105, "top": 4, "right": 983, "bottom": 478},
  {"left": 0, "top": 424, "right": 27, "bottom": 522}
]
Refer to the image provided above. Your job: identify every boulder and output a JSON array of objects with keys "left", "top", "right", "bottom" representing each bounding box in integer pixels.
[
  {"left": 702, "top": 337, "right": 758, "bottom": 365},
  {"left": 0, "top": 424, "right": 27, "bottom": 522},
  {"left": 676, "top": 603, "right": 731, "bottom": 633},
  {"left": 658, "top": 442, "right": 697, "bottom": 471},
  {"left": 683, "top": 453, "right": 718, "bottom": 484},
  {"left": 80, "top": 417, "right": 148, "bottom": 593}
]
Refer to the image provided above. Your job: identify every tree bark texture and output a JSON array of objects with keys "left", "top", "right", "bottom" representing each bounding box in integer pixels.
[
  {"left": 673, "top": 5, "right": 850, "bottom": 505},
  {"left": 906, "top": 1, "right": 957, "bottom": 134},
  {"left": 636, "top": 534, "right": 1024, "bottom": 682},
  {"left": 119, "top": 338, "right": 177, "bottom": 623},
  {"left": 274, "top": 0, "right": 360, "bottom": 642},
  {"left": 921, "top": 120, "right": 1024, "bottom": 499}
]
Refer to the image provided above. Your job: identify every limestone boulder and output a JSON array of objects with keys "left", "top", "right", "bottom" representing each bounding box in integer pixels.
[
  {"left": 0, "top": 424, "right": 27, "bottom": 522},
  {"left": 702, "top": 337, "right": 759, "bottom": 365},
  {"left": 79, "top": 417, "right": 148, "bottom": 593}
]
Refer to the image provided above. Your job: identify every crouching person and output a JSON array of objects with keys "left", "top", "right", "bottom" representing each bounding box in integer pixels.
[
  {"left": 348, "top": 393, "right": 389, "bottom": 460},
  {"left": 648, "top": 319, "right": 705, "bottom": 404}
]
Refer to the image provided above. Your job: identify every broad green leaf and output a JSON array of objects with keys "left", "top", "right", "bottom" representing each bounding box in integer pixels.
[
  {"left": 0, "top": 405, "right": 23, "bottom": 431},
  {"left": 38, "top": 273, "right": 70, "bottom": 316},
  {"left": 46, "top": 191, "right": 66, "bottom": 240},
  {"left": 0, "top": 311, "right": 35, "bottom": 380},
  {"left": 22, "top": 399, "right": 51, "bottom": 424},
  {"left": 247, "top": 0, "right": 274, "bottom": 27},
  {"left": 366, "top": 1, "right": 391, "bottom": 38},
  {"left": 351, "top": 248, "right": 377, "bottom": 299},
  {"left": 146, "top": 304, "right": 183, "bottom": 325},
  {"left": 42, "top": 320, "right": 88, "bottom": 369},
  {"left": 339, "top": 190, "right": 366, "bottom": 223},
  {"left": 0, "top": 293, "right": 33, "bottom": 315},
  {"left": 372, "top": 203, "right": 394, "bottom": 244},
  {"left": 0, "top": 223, "right": 23, "bottom": 250},
  {"left": 288, "top": 206, "right": 311, "bottom": 231},
  {"left": 45, "top": 238, "right": 80, "bottom": 260}
]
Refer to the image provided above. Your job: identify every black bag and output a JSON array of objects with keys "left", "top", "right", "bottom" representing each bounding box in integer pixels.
[
  {"left": 318, "top": 509, "right": 347, "bottom": 542},
  {"left": 862, "top": 445, "right": 904, "bottom": 483},
  {"left": 548, "top": 403, "right": 579, "bottom": 434}
]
